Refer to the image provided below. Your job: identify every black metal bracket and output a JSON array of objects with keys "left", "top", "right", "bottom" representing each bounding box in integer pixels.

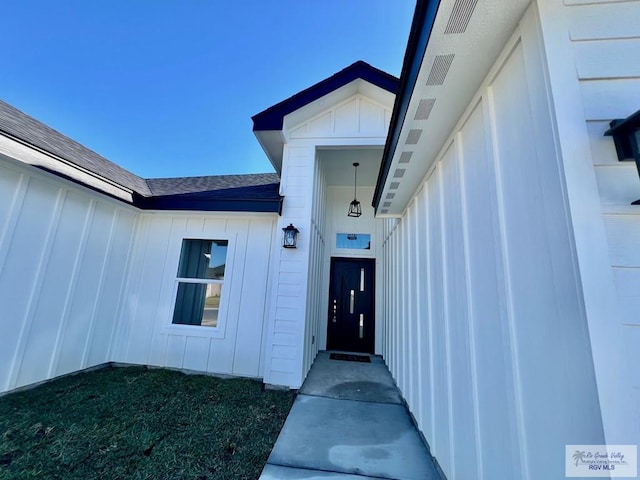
[{"left": 604, "top": 109, "right": 640, "bottom": 204}]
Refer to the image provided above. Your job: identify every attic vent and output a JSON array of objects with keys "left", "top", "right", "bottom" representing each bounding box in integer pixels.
[
  {"left": 393, "top": 169, "right": 406, "bottom": 178},
  {"left": 406, "top": 129, "right": 423, "bottom": 144},
  {"left": 444, "top": 0, "right": 478, "bottom": 34},
  {"left": 414, "top": 98, "right": 436, "bottom": 120},
  {"left": 381, "top": 209, "right": 388, "bottom": 214},
  {"left": 399, "top": 152, "right": 413, "bottom": 163},
  {"left": 390, "top": 182, "right": 400, "bottom": 189},
  {"left": 383, "top": 202, "right": 392, "bottom": 208},
  {"left": 386, "top": 193, "right": 395, "bottom": 199},
  {"left": 426, "top": 54, "right": 455, "bottom": 86}
]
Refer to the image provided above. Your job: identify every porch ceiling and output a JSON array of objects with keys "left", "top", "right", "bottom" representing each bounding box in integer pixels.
[
  {"left": 318, "top": 147, "right": 382, "bottom": 187},
  {"left": 374, "top": 0, "right": 531, "bottom": 216}
]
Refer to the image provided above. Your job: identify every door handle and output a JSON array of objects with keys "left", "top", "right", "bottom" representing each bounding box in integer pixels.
[
  {"left": 332, "top": 299, "right": 337, "bottom": 323},
  {"left": 349, "top": 289, "right": 355, "bottom": 314}
]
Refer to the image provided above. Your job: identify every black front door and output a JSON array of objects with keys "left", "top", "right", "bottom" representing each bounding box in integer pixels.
[{"left": 327, "top": 257, "right": 375, "bottom": 353}]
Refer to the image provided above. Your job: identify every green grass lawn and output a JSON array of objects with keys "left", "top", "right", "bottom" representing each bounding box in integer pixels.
[{"left": 0, "top": 366, "right": 295, "bottom": 480}]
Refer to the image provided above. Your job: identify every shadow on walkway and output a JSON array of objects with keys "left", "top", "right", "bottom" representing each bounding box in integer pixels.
[{"left": 259, "top": 351, "right": 442, "bottom": 480}]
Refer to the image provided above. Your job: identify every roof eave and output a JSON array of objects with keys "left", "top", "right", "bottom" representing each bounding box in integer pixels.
[
  {"left": 253, "top": 130, "right": 285, "bottom": 174},
  {"left": 0, "top": 131, "right": 136, "bottom": 203},
  {"left": 133, "top": 193, "right": 283, "bottom": 214},
  {"left": 373, "top": 0, "right": 442, "bottom": 212}
]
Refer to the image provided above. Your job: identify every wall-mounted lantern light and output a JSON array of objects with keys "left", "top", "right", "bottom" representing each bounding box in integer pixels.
[
  {"left": 605, "top": 108, "right": 640, "bottom": 204},
  {"left": 348, "top": 162, "right": 362, "bottom": 217},
  {"left": 282, "top": 223, "right": 299, "bottom": 249}
]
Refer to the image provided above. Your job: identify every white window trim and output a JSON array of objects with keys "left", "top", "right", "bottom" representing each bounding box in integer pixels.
[
  {"left": 332, "top": 232, "right": 376, "bottom": 258},
  {"left": 165, "top": 235, "right": 236, "bottom": 339}
]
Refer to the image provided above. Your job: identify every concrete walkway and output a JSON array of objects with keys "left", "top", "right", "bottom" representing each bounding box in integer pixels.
[{"left": 259, "top": 351, "right": 442, "bottom": 480}]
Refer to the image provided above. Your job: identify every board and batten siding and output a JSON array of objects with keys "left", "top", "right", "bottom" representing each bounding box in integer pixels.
[
  {"left": 112, "top": 213, "right": 276, "bottom": 379},
  {"left": 0, "top": 157, "right": 137, "bottom": 393},
  {"left": 263, "top": 90, "right": 392, "bottom": 387},
  {"left": 303, "top": 155, "right": 327, "bottom": 374},
  {"left": 381, "top": 7, "right": 603, "bottom": 479},
  {"left": 535, "top": 0, "right": 640, "bottom": 447}
]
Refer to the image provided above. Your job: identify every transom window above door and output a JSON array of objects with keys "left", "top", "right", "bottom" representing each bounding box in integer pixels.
[
  {"left": 172, "top": 239, "right": 228, "bottom": 328},
  {"left": 336, "top": 233, "right": 371, "bottom": 250}
]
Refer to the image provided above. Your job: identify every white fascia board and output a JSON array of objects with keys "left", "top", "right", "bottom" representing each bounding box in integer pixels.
[{"left": 0, "top": 132, "right": 134, "bottom": 203}]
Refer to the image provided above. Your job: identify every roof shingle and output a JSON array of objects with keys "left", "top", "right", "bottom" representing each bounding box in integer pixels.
[
  {"left": 146, "top": 173, "right": 280, "bottom": 196},
  {"left": 0, "top": 99, "right": 152, "bottom": 195},
  {"left": 0, "top": 99, "right": 282, "bottom": 213}
]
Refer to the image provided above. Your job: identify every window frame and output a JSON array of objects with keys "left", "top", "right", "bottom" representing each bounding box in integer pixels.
[
  {"left": 335, "top": 232, "right": 373, "bottom": 250},
  {"left": 167, "top": 236, "right": 235, "bottom": 337}
]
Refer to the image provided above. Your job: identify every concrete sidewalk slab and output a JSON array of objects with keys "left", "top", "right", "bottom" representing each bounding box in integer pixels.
[
  {"left": 266, "top": 394, "right": 440, "bottom": 480},
  {"left": 260, "top": 464, "right": 380, "bottom": 479},
  {"left": 299, "top": 351, "right": 402, "bottom": 404}
]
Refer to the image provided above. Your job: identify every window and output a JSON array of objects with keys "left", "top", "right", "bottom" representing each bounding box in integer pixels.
[
  {"left": 336, "top": 233, "right": 371, "bottom": 250},
  {"left": 172, "top": 239, "right": 228, "bottom": 327}
]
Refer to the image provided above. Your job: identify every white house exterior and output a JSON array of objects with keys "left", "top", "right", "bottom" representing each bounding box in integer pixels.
[
  {"left": 0, "top": 1, "right": 638, "bottom": 479},
  {"left": 0, "top": 99, "right": 283, "bottom": 389},
  {"left": 373, "top": 0, "right": 639, "bottom": 478},
  {"left": 253, "top": 61, "right": 398, "bottom": 387}
]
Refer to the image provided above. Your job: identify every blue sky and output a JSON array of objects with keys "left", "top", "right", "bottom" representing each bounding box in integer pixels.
[{"left": 1, "top": 1, "right": 414, "bottom": 179}]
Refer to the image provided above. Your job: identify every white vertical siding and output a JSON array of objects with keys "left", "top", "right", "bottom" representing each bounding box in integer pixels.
[
  {"left": 0, "top": 159, "right": 137, "bottom": 393},
  {"left": 381, "top": 7, "right": 603, "bottom": 479},
  {"left": 114, "top": 213, "right": 276, "bottom": 379},
  {"left": 407, "top": 198, "right": 420, "bottom": 426},
  {"left": 442, "top": 140, "right": 478, "bottom": 480},
  {"left": 460, "top": 101, "right": 520, "bottom": 478},
  {"left": 303, "top": 154, "right": 327, "bottom": 374},
  {"left": 536, "top": 0, "right": 640, "bottom": 447},
  {"left": 428, "top": 163, "right": 451, "bottom": 474},
  {"left": 414, "top": 188, "right": 432, "bottom": 446},
  {"left": 399, "top": 214, "right": 409, "bottom": 398}
]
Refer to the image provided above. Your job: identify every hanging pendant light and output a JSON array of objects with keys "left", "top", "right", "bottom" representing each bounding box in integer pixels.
[{"left": 347, "top": 162, "right": 362, "bottom": 217}]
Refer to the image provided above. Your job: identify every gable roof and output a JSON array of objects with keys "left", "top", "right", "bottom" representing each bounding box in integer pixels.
[
  {"left": 252, "top": 61, "right": 399, "bottom": 173},
  {"left": 252, "top": 61, "right": 399, "bottom": 132},
  {"left": 0, "top": 99, "right": 281, "bottom": 213}
]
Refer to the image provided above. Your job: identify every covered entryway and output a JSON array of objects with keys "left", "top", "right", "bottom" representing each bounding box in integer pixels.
[
  {"left": 327, "top": 257, "right": 375, "bottom": 353},
  {"left": 252, "top": 61, "right": 397, "bottom": 387}
]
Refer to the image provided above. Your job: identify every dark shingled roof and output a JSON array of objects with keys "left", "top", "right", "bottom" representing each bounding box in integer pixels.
[
  {"left": 252, "top": 60, "right": 399, "bottom": 131},
  {"left": 0, "top": 99, "right": 152, "bottom": 195},
  {"left": 138, "top": 173, "right": 282, "bottom": 212},
  {"left": 146, "top": 173, "right": 280, "bottom": 196},
  {"left": 0, "top": 99, "right": 282, "bottom": 213}
]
